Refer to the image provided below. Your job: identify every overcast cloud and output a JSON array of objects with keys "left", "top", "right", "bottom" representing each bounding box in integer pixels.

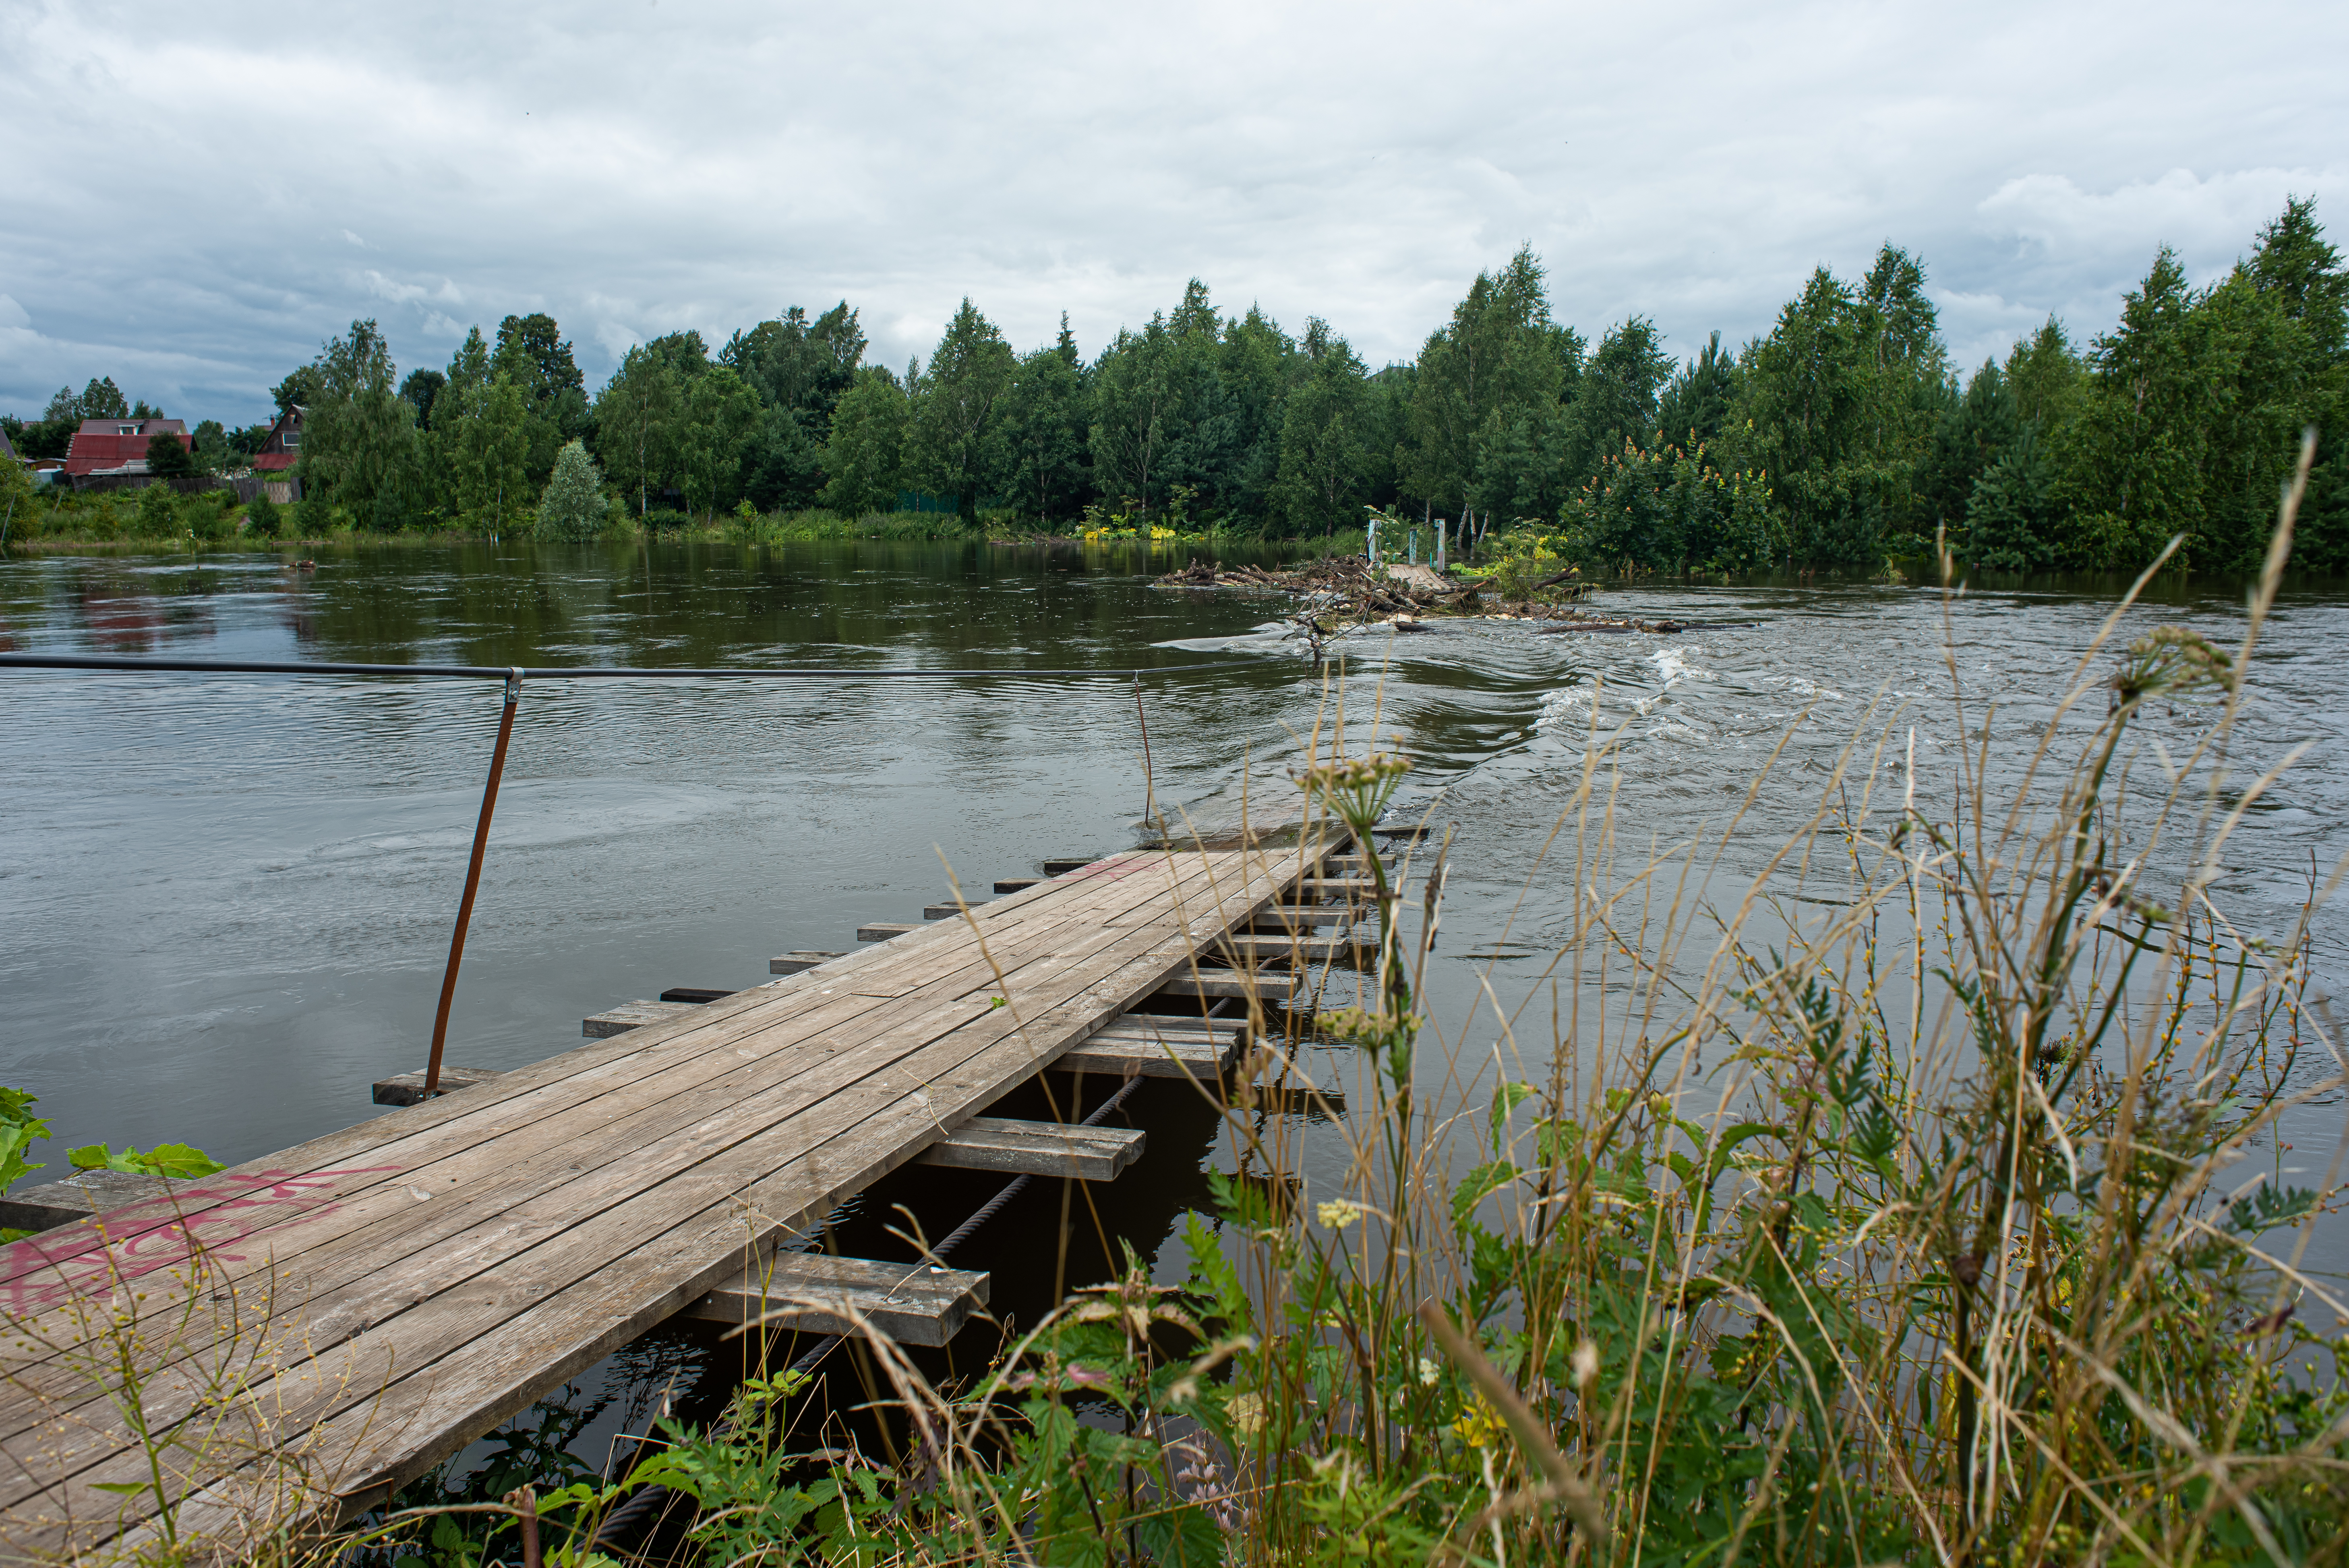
[{"left": 2, "top": 0, "right": 2341, "bottom": 425}]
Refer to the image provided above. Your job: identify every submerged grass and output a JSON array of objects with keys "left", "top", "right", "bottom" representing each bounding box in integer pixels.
[{"left": 5, "top": 446, "right": 2345, "bottom": 1566}]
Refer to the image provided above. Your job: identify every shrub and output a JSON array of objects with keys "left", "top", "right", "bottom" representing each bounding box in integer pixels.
[
  {"left": 246, "top": 492, "right": 282, "bottom": 538},
  {"left": 186, "top": 490, "right": 236, "bottom": 542},
  {"left": 132, "top": 480, "right": 180, "bottom": 538},
  {"left": 536, "top": 439, "right": 606, "bottom": 541}
]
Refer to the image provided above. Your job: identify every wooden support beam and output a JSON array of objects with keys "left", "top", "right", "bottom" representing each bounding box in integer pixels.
[
  {"left": 1285, "top": 878, "right": 1376, "bottom": 899},
  {"left": 581, "top": 999, "right": 699, "bottom": 1039},
  {"left": 1041, "top": 857, "right": 1099, "bottom": 875},
  {"left": 923, "top": 904, "right": 985, "bottom": 921},
  {"left": 1152, "top": 973, "right": 1295, "bottom": 1004},
  {"left": 992, "top": 879, "right": 1040, "bottom": 895},
  {"left": 1244, "top": 910, "right": 1352, "bottom": 932},
  {"left": 1370, "top": 823, "right": 1435, "bottom": 841},
  {"left": 371, "top": 1064, "right": 505, "bottom": 1106},
  {"left": 768, "top": 950, "right": 846, "bottom": 975},
  {"left": 0, "top": 1169, "right": 187, "bottom": 1235},
  {"left": 659, "top": 987, "right": 735, "bottom": 1005},
  {"left": 856, "top": 922, "right": 921, "bottom": 941},
  {"left": 916, "top": 1116, "right": 1144, "bottom": 1180},
  {"left": 1213, "top": 934, "right": 1381, "bottom": 967},
  {"left": 1055, "top": 1014, "right": 1248, "bottom": 1079},
  {"left": 681, "top": 1253, "right": 990, "bottom": 1347}
]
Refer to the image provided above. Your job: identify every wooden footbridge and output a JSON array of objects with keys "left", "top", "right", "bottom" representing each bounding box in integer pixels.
[{"left": 0, "top": 826, "right": 1394, "bottom": 1557}]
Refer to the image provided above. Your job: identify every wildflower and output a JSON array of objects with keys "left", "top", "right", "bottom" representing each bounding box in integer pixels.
[
  {"left": 1227, "top": 1392, "right": 1266, "bottom": 1434},
  {"left": 1316, "top": 1198, "right": 1363, "bottom": 1230},
  {"left": 1571, "top": 1341, "right": 1600, "bottom": 1388},
  {"left": 1418, "top": 1356, "right": 1439, "bottom": 1386},
  {"left": 1451, "top": 1395, "right": 1505, "bottom": 1449}
]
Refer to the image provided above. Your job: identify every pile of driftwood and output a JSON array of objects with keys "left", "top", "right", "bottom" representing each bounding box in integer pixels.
[{"left": 1154, "top": 555, "right": 1685, "bottom": 636}]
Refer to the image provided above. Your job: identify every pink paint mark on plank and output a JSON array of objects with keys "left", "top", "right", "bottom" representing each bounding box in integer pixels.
[{"left": 0, "top": 1166, "right": 403, "bottom": 1314}]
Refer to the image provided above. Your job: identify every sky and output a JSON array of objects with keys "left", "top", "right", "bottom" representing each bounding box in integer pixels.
[{"left": 2, "top": 0, "right": 2343, "bottom": 428}]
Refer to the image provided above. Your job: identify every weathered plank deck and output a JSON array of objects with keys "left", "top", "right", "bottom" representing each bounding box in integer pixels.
[{"left": 0, "top": 840, "right": 1316, "bottom": 1557}]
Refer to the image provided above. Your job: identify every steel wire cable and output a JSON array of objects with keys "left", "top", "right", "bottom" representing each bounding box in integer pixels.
[{"left": 0, "top": 652, "right": 1268, "bottom": 680}]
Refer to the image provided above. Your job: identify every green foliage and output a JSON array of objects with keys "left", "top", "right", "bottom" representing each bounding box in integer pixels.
[
  {"left": 1001, "top": 329, "right": 1091, "bottom": 525},
  {"left": 679, "top": 364, "right": 762, "bottom": 518},
  {"left": 534, "top": 439, "right": 606, "bottom": 540},
  {"left": 1558, "top": 435, "right": 1779, "bottom": 571},
  {"left": 2046, "top": 202, "right": 2349, "bottom": 571},
  {"left": 909, "top": 298, "right": 1016, "bottom": 519},
  {"left": 591, "top": 335, "right": 693, "bottom": 515},
  {"left": 132, "top": 478, "right": 179, "bottom": 538},
  {"left": 298, "top": 320, "right": 422, "bottom": 527},
  {"left": 821, "top": 367, "right": 911, "bottom": 517},
  {"left": 144, "top": 430, "right": 196, "bottom": 477},
  {"left": 245, "top": 489, "right": 282, "bottom": 538},
  {"left": 1273, "top": 323, "right": 1370, "bottom": 536},
  {"left": 0, "top": 1086, "right": 50, "bottom": 1196},
  {"left": 446, "top": 373, "right": 531, "bottom": 531},
  {"left": 1733, "top": 245, "right": 1949, "bottom": 564},
  {"left": 186, "top": 198, "right": 2338, "bottom": 560},
  {"left": 68, "top": 1141, "right": 225, "bottom": 1178}
]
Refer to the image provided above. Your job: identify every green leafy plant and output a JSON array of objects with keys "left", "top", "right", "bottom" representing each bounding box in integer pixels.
[{"left": 68, "top": 1141, "right": 226, "bottom": 1179}]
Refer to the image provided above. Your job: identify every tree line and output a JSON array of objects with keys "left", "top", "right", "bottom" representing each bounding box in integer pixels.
[{"left": 11, "top": 199, "right": 2343, "bottom": 572}]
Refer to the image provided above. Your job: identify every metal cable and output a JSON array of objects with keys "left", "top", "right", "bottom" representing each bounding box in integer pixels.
[{"left": 0, "top": 652, "right": 1265, "bottom": 680}]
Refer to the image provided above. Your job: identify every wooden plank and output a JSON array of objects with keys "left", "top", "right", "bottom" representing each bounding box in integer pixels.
[
  {"left": 992, "top": 879, "right": 1039, "bottom": 894},
  {"left": 1153, "top": 973, "right": 1294, "bottom": 1003},
  {"left": 923, "top": 903, "right": 989, "bottom": 921},
  {"left": 1057, "top": 1034, "right": 1234, "bottom": 1082},
  {"left": 0, "top": 848, "right": 1246, "bottom": 1389},
  {"left": 0, "top": 852, "right": 1210, "bottom": 1345},
  {"left": 1243, "top": 910, "right": 1352, "bottom": 931},
  {"left": 0, "top": 859, "right": 1202, "bottom": 1434},
  {"left": 681, "top": 1253, "right": 989, "bottom": 1347},
  {"left": 915, "top": 1117, "right": 1144, "bottom": 1180},
  {"left": 856, "top": 922, "right": 920, "bottom": 941},
  {"left": 768, "top": 951, "right": 845, "bottom": 975},
  {"left": 68, "top": 887, "right": 1268, "bottom": 1549},
  {"left": 582, "top": 999, "right": 698, "bottom": 1038},
  {"left": 1, "top": 846, "right": 1206, "bottom": 1309},
  {"left": 658, "top": 987, "right": 735, "bottom": 1005},
  {"left": 1213, "top": 934, "right": 1380, "bottom": 966},
  {"left": 371, "top": 1065, "right": 506, "bottom": 1107},
  {"left": 1041, "top": 857, "right": 1099, "bottom": 875},
  {"left": 1286, "top": 878, "right": 1375, "bottom": 898},
  {"left": 1087, "top": 1017, "right": 1244, "bottom": 1043},
  {"left": 0, "top": 841, "right": 1313, "bottom": 1547},
  {"left": 0, "top": 868, "right": 1184, "bottom": 1380}
]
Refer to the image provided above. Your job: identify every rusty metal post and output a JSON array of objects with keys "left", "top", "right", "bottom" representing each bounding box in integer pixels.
[{"left": 423, "top": 668, "right": 522, "bottom": 1097}]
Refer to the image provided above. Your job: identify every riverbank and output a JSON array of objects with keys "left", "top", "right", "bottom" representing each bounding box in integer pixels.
[{"left": 3, "top": 491, "right": 1365, "bottom": 556}]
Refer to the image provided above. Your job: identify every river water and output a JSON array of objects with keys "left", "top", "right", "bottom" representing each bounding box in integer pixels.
[{"left": 2, "top": 540, "right": 2343, "bottom": 1475}]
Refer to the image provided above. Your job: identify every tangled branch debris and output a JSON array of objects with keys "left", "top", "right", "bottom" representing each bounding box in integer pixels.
[{"left": 1153, "top": 555, "right": 1686, "bottom": 637}]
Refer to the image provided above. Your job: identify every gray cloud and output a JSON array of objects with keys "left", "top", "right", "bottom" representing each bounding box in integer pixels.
[{"left": 3, "top": 0, "right": 2340, "bottom": 424}]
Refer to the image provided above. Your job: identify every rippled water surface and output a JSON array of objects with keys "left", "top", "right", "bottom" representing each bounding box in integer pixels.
[{"left": 3, "top": 540, "right": 2344, "bottom": 1462}]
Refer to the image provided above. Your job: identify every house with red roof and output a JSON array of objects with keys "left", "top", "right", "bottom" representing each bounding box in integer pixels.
[
  {"left": 63, "top": 416, "right": 191, "bottom": 478},
  {"left": 252, "top": 407, "right": 304, "bottom": 472}
]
